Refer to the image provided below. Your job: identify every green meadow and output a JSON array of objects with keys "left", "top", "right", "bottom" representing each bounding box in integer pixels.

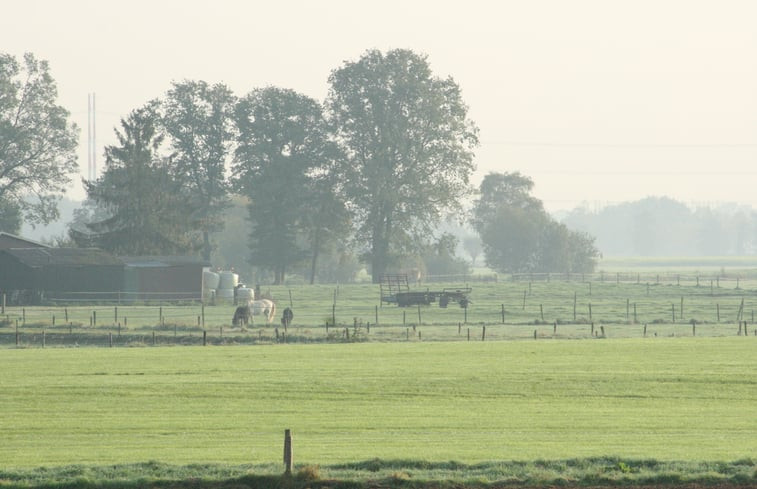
[
  {"left": 1, "top": 338, "right": 755, "bottom": 469},
  {"left": 3, "top": 276, "right": 757, "bottom": 347}
]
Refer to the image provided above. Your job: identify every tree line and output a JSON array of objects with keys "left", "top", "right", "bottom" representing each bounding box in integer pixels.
[{"left": 1, "top": 50, "right": 599, "bottom": 284}]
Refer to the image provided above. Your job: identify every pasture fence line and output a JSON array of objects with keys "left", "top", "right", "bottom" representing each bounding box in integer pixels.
[
  {"left": 508, "top": 271, "right": 757, "bottom": 287},
  {"left": 3, "top": 278, "right": 757, "bottom": 347}
]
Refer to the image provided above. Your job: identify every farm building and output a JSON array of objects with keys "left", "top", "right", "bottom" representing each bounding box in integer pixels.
[
  {"left": 120, "top": 256, "right": 211, "bottom": 302},
  {"left": 0, "top": 232, "right": 48, "bottom": 250},
  {"left": 0, "top": 247, "right": 124, "bottom": 303},
  {"left": 0, "top": 234, "right": 210, "bottom": 304}
]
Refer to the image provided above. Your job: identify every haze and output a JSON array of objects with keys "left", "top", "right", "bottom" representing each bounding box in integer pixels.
[{"left": 3, "top": 0, "right": 756, "bottom": 212}]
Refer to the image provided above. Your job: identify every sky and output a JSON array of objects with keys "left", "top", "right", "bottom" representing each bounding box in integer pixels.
[{"left": 3, "top": 0, "right": 756, "bottom": 212}]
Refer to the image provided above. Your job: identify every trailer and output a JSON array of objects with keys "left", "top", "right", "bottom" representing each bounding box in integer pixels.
[{"left": 380, "top": 274, "right": 471, "bottom": 308}]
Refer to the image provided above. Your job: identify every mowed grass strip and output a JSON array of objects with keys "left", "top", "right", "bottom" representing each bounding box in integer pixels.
[{"left": 1, "top": 338, "right": 756, "bottom": 468}]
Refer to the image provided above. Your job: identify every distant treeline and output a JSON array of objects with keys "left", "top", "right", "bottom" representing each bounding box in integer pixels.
[{"left": 562, "top": 196, "right": 756, "bottom": 257}]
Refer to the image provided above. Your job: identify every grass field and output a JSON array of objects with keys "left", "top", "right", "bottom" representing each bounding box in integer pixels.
[
  {"left": 3, "top": 277, "right": 757, "bottom": 347},
  {"left": 1, "top": 338, "right": 756, "bottom": 470}
]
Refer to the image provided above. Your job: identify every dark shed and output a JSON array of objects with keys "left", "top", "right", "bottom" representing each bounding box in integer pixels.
[
  {"left": 120, "top": 256, "right": 210, "bottom": 301},
  {"left": 0, "top": 232, "right": 48, "bottom": 250},
  {"left": 0, "top": 247, "right": 124, "bottom": 303}
]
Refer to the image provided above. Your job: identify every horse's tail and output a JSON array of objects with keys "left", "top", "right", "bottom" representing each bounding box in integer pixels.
[{"left": 268, "top": 301, "right": 276, "bottom": 323}]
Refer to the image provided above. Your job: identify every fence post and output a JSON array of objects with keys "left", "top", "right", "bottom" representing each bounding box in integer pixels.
[
  {"left": 283, "top": 429, "right": 293, "bottom": 475},
  {"left": 203, "top": 330, "right": 207, "bottom": 346},
  {"left": 1, "top": 293, "right": 4, "bottom": 314},
  {"left": 573, "top": 293, "right": 577, "bottom": 321},
  {"left": 482, "top": 326, "right": 486, "bottom": 341},
  {"left": 501, "top": 304, "right": 505, "bottom": 324}
]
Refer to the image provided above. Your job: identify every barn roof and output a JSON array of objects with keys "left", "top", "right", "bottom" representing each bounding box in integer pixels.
[
  {"left": 119, "top": 255, "right": 211, "bottom": 267},
  {"left": 0, "top": 232, "right": 49, "bottom": 250},
  {"left": 2, "top": 247, "right": 123, "bottom": 267}
]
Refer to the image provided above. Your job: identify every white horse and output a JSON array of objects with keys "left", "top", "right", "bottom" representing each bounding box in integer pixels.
[{"left": 250, "top": 299, "right": 276, "bottom": 324}]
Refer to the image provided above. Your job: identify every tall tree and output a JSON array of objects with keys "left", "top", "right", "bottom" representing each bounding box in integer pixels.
[
  {"left": 471, "top": 172, "right": 543, "bottom": 230},
  {"left": 327, "top": 49, "right": 478, "bottom": 282},
  {"left": 472, "top": 172, "right": 599, "bottom": 273},
  {"left": 161, "top": 80, "right": 236, "bottom": 261},
  {"left": 0, "top": 52, "right": 78, "bottom": 229},
  {"left": 71, "top": 104, "right": 199, "bottom": 255},
  {"left": 233, "top": 87, "right": 344, "bottom": 284}
]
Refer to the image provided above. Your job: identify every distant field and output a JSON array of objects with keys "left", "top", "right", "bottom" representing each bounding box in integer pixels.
[
  {"left": 2, "top": 277, "right": 757, "bottom": 346},
  {"left": 1, "top": 338, "right": 756, "bottom": 468},
  {"left": 597, "top": 255, "right": 757, "bottom": 272}
]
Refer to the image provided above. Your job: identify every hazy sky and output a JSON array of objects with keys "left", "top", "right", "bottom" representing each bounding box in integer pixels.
[{"left": 3, "top": 0, "right": 756, "bottom": 211}]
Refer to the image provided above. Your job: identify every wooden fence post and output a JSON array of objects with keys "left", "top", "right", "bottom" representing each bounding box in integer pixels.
[
  {"left": 481, "top": 326, "right": 486, "bottom": 341},
  {"left": 283, "top": 429, "right": 293, "bottom": 475},
  {"left": 573, "top": 292, "right": 577, "bottom": 321}
]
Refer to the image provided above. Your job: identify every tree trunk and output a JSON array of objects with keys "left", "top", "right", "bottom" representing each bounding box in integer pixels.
[
  {"left": 309, "top": 228, "right": 322, "bottom": 285},
  {"left": 202, "top": 230, "right": 211, "bottom": 261}
]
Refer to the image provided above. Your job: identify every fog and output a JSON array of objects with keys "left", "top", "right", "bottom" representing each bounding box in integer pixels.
[{"left": 3, "top": 0, "right": 756, "bottom": 211}]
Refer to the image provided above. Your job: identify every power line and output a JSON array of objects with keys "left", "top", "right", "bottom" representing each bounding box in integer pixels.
[{"left": 483, "top": 140, "right": 757, "bottom": 148}]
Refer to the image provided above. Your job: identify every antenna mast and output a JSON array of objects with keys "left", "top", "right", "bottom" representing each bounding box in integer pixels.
[{"left": 87, "top": 93, "right": 97, "bottom": 180}]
